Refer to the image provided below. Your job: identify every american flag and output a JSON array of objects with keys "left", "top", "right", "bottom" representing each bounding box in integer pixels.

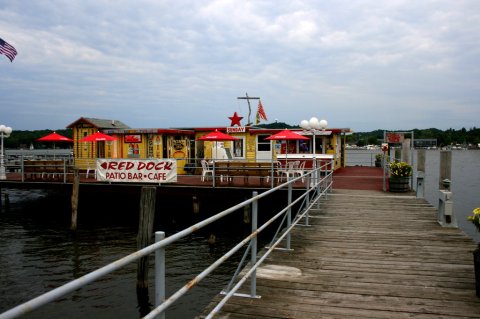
[
  {"left": 0, "top": 38, "right": 17, "bottom": 62},
  {"left": 255, "top": 100, "right": 268, "bottom": 125},
  {"left": 257, "top": 100, "right": 267, "bottom": 120}
]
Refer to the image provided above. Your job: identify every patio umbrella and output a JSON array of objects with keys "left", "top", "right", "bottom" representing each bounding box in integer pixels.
[
  {"left": 265, "top": 129, "right": 309, "bottom": 163},
  {"left": 79, "top": 131, "right": 117, "bottom": 142},
  {"left": 37, "top": 132, "right": 73, "bottom": 143},
  {"left": 36, "top": 132, "right": 73, "bottom": 158},
  {"left": 197, "top": 129, "right": 237, "bottom": 159}
]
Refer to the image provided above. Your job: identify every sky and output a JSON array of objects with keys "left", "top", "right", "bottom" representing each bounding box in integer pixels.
[{"left": 1, "top": 0, "right": 479, "bottom": 132}]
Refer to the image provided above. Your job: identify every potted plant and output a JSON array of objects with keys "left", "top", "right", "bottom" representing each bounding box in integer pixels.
[
  {"left": 468, "top": 207, "right": 480, "bottom": 297},
  {"left": 388, "top": 161, "right": 412, "bottom": 192},
  {"left": 375, "top": 154, "right": 383, "bottom": 167}
]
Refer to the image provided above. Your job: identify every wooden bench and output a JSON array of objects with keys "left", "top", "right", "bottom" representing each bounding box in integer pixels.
[
  {"left": 213, "top": 161, "right": 275, "bottom": 184},
  {"left": 24, "top": 160, "right": 68, "bottom": 180}
]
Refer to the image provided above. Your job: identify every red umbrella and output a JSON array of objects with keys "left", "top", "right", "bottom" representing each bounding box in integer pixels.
[
  {"left": 79, "top": 131, "right": 117, "bottom": 142},
  {"left": 37, "top": 132, "right": 73, "bottom": 143},
  {"left": 36, "top": 132, "right": 74, "bottom": 158},
  {"left": 265, "top": 129, "right": 309, "bottom": 141},
  {"left": 197, "top": 129, "right": 237, "bottom": 159},
  {"left": 197, "top": 129, "right": 238, "bottom": 141},
  {"left": 265, "top": 129, "right": 309, "bottom": 164}
]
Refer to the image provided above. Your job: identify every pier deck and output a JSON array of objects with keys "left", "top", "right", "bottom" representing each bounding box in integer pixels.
[
  {"left": 1, "top": 166, "right": 386, "bottom": 191},
  {"left": 202, "top": 189, "right": 480, "bottom": 318}
]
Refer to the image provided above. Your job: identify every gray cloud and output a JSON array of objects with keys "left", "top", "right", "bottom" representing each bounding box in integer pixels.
[{"left": 1, "top": 0, "right": 479, "bottom": 131}]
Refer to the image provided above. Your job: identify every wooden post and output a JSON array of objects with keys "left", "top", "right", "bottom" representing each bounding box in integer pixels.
[
  {"left": 192, "top": 195, "right": 200, "bottom": 214},
  {"left": 4, "top": 192, "right": 9, "bottom": 212},
  {"left": 136, "top": 186, "right": 156, "bottom": 315},
  {"left": 417, "top": 149, "right": 425, "bottom": 172},
  {"left": 439, "top": 151, "right": 452, "bottom": 189},
  {"left": 416, "top": 149, "right": 426, "bottom": 198},
  {"left": 402, "top": 138, "right": 411, "bottom": 163},
  {"left": 70, "top": 169, "right": 80, "bottom": 231}
]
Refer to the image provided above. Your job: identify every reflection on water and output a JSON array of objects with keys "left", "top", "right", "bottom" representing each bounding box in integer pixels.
[{"left": 0, "top": 189, "right": 245, "bottom": 318}]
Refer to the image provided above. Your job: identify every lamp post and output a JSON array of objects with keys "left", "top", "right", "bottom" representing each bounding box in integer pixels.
[
  {"left": 0, "top": 125, "right": 13, "bottom": 180},
  {"left": 300, "top": 118, "right": 327, "bottom": 183},
  {"left": 300, "top": 117, "right": 328, "bottom": 161}
]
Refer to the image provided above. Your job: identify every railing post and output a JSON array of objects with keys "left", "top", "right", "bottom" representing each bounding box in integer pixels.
[
  {"left": 250, "top": 191, "right": 258, "bottom": 297},
  {"left": 287, "top": 182, "right": 292, "bottom": 250},
  {"left": 330, "top": 159, "right": 334, "bottom": 193},
  {"left": 63, "top": 158, "right": 67, "bottom": 183},
  {"left": 304, "top": 181, "right": 310, "bottom": 226},
  {"left": 317, "top": 165, "right": 322, "bottom": 208},
  {"left": 155, "top": 231, "right": 166, "bottom": 319},
  {"left": 212, "top": 160, "right": 216, "bottom": 188},
  {"left": 21, "top": 155, "right": 25, "bottom": 182},
  {"left": 271, "top": 161, "right": 275, "bottom": 189}
]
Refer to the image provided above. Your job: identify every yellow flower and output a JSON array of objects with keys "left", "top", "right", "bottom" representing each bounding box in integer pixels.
[
  {"left": 468, "top": 207, "right": 480, "bottom": 232},
  {"left": 389, "top": 161, "right": 413, "bottom": 178}
]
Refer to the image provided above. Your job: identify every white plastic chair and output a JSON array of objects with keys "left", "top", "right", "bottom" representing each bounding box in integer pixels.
[
  {"left": 201, "top": 159, "right": 214, "bottom": 181},
  {"left": 279, "top": 160, "right": 299, "bottom": 181},
  {"left": 293, "top": 161, "right": 306, "bottom": 182}
]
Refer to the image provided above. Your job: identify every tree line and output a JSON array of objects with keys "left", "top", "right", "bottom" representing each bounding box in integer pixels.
[
  {"left": 3, "top": 125, "right": 480, "bottom": 149},
  {"left": 257, "top": 122, "right": 480, "bottom": 147},
  {"left": 3, "top": 129, "right": 73, "bottom": 149},
  {"left": 348, "top": 127, "right": 480, "bottom": 148}
]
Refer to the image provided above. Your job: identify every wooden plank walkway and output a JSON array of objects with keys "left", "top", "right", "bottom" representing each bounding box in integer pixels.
[{"left": 202, "top": 189, "right": 480, "bottom": 318}]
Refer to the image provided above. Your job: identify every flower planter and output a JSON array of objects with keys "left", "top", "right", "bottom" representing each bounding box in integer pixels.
[
  {"left": 475, "top": 245, "right": 480, "bottom": 298},
  {"left": 389, "top": 176, "right": 410, "bottom": 192}
]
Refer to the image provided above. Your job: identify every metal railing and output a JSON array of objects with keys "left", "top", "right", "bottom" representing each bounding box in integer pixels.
[
  {"left": 3, "top": 156, "right": 320, "bottom": 189},
  {"left": 344, "top": 149, "right": 383, "bottom": 167},
  {"left": 0, "top": 160, "right": 334, "bottom": 319}
]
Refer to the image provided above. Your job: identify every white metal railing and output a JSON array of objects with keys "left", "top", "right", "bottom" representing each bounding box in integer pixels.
[
  {"left": 0, "top": 160, "right": 333, "bottom": 319},
  {"left": 5, "top": 156, "right": 323, "bottom": 189}
]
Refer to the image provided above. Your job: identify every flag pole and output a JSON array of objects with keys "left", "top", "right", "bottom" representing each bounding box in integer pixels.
[{"left": 237, "top": 93, "right": 260, "bottom": 126}]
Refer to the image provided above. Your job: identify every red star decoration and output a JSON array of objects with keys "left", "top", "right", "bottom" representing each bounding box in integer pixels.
[{"left": 228, "top": 112, "right": 243, "bottom": 127}]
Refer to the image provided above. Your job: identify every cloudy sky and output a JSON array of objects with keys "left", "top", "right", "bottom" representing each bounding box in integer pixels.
[{"left": 1, "top": 0, "right": 479, "bottom": 132}]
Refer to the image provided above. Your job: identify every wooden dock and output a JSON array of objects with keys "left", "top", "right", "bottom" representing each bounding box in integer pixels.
[{"left": 202, "top": 189, "right": 480, "bottom": 318}]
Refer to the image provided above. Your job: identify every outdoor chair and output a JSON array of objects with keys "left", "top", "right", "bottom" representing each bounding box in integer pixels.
[
  {"left": 279, "top": 160, "right": 299, "bottom": 181},
  {"left": 201, "top": 159, "right": 214, "bottom": 181},
  {"left": 292, "top": 161, "right": 306, "bottom": 182}
]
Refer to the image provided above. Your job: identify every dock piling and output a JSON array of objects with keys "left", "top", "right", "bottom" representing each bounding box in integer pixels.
[
  {"left": 70, "top": 169, "right": 80, "bottom": 231},
  {"left": 136, "top": 186, "right": 157, "bottom": 315}
]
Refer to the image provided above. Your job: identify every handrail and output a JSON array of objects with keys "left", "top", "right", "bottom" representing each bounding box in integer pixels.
[
  {"left": 5, "top": 156, "right": 326, "bottom": 189},
  {"left": 0, "top": 160, "right": 333, "bottom": 319}
]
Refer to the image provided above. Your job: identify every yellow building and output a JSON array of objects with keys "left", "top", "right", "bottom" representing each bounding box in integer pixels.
[
  {"left": 67, "top": 117, "right": 194, "bottom": 174},
  {"left": 67, "top": 117, "right": 350, "bottom": 174}
]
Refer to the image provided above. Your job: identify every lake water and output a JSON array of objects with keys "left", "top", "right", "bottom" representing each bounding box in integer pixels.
[
  {"left": 2, "top": 149, "right": 479, "bottom": 318},
  {"left": 0, "top": 189, "right": 246, "bottom": 318},
  {"left": 421, "top": 150, "right": 480, "bottom": 242}
]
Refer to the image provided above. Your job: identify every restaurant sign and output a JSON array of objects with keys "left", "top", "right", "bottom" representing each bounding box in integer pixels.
[
  {"left": 96, "top": 159, "right": 177, "bottom": 183},
  {"left": 226, "top": 126, "right": 246, "bottom": 133},
  {"left": 386, "top": 132, "right": 404, "bottom": 144}
]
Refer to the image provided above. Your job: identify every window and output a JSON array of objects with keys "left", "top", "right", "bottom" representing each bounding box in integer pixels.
[
  {"left": 257, "top": 134, "right": 271, "bottom": 152},
  {"left": 233, "top": 137, "right": 245, "bottom": 158}
]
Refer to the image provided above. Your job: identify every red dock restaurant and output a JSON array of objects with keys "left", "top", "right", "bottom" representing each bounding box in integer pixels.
[{"left": 67, "top": 116, "right": 351, "bottom": 182}]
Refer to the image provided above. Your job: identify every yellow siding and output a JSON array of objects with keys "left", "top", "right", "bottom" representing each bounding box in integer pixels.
[
  {"left": 70, "top": 120, "right": 348, "bottom": 173},
  {"left": 245, "top": 134, "right": 256, "bottom": 162}
]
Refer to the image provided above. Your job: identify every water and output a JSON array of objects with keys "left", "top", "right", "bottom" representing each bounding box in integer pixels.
[
  {"left": 347, "top": 149, "right": 480, "bottom": 242},
  {"left": 421, "top": 150, "right": 480, "bottom": 242},
  {"left": 0, "top": 189, "right": 245, "bottom": 318}
]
